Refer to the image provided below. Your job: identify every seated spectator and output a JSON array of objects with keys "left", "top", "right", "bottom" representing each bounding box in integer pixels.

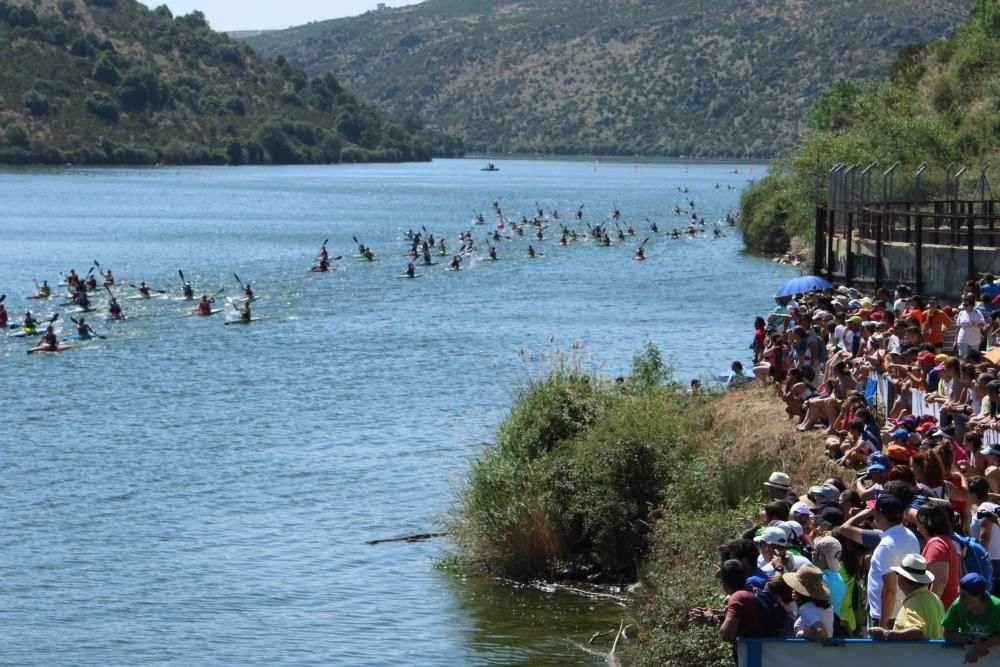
[
  {"left": 942, "top": 573, "right": 1000, "bottom": 663},
  {"left": 870, "top": 553, "right": 944, "bottom": 640},
  {"left": 783, "top": 563, "right": 834, "bottom": 640}
]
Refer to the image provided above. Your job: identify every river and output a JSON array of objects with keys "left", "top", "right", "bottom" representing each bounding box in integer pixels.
[{"left": 0, "top": 158, "right": 795, "bottom": 665}]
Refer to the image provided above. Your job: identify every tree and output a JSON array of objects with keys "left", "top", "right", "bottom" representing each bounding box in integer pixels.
[
  {"left": 116, "top": 66, "right": 166, "bottom": 110},
  {"left": 85, "top": 92, "right": 119, "bottom": 123}
]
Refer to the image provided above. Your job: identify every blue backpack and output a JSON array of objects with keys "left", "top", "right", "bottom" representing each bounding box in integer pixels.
[
  {"left": 754, "top": 588, "right": 793, "bottom": 637},
  {"left": 950, "top": 534, "right": 994, "bottom": 593}
]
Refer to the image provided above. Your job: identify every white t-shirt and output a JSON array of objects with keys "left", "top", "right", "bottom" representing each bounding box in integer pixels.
[
  {"left": 868, "top": 523, "right": 921, "bottom": 621},
  {"left": 970, "top": 502, "right": 1000, "bottom": 559},
  {"left": 894, "top": 298, "right": 908, "bottom": 315},
  {"left": 957, "top": 308, "right": 986, "bottom": 346},
  {"left": 794, "top": 601, "right": 835, "bottom": 637}
]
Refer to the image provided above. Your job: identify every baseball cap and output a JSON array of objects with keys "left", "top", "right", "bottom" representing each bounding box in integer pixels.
[
  {"left": 960, "top": 573, "right": 989, "bottom": 598},
  {"left": 754, "top": 526, "right": 789, "bottom": 548},
  {"left": 790, "top": 501, "right": 812, "bottom": 517},
  {"left": 814, "top": 535, "right": 842, "bottom": 571}
]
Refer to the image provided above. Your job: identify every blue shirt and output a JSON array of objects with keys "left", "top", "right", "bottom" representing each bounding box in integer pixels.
[{"left": 823, "top": 567, "right": 847, "bottom": 612}]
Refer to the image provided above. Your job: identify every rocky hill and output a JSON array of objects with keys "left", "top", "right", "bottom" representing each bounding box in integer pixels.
[
  {"left": 242, "top": 0, "right": 973, "bottom": 158},
  {"left": 739, "top": 0, "right": 1000, "bottom": 253},
  {"left": 0, "top": 0, "right": 462, "bottom": 165}
]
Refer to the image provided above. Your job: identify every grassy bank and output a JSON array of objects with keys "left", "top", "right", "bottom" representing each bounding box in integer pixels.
[
  {"left": 634, "top": 385, "right": 835, "bottom": 666},
  {"left": 446, "top": 342, "right": 838, "bottom": 664}
]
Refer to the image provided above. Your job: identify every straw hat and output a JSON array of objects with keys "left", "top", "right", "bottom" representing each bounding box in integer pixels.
[
  {"left": 891, "top": 553, "right": 935, "bottom": 585},
  {"left": 764, "top": 471, "right": 791, "bottom": 490},
  {"left": 782, "top": 563, "right": 830, "bottom": 601}
]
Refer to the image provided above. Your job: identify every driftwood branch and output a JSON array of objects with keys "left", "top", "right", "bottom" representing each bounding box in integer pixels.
[
  {"left": 607, "top": 618, "right": 625, "bottom": 666},
  {"left": 366, "top": 531, "right": 448, "bottom": 545},
  {"left": 588, "top": 628, "right": 617, "bottom": 645}
]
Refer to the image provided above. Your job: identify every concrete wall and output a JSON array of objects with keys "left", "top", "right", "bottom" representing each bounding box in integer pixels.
[{"left": 829, "top": 237, "right": 1000, "bottom": 296}]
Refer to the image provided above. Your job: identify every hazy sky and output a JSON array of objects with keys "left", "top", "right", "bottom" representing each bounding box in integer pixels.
[{"left": 138, "top": 1, "right": 409, "bottom": 32}]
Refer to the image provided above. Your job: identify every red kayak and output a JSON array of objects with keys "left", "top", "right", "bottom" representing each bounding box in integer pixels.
[
  {"left": 27, "top": 343, "right": 72, "bottom": 354},
  {"left": 26, "top": 294, "right": 51, "bottom": 300}
]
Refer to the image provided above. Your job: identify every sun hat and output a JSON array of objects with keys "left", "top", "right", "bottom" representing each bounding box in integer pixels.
[
  {"left": 960, "top": 573, "right": 990, "bottom": 598},
  {"left": 837, "top": 285, "right": 851, "bottom": 296},
  {"left": 814, "top": 535, "right": 842, "bottom": 571},
  {"left": 980, "top": 443, "right": 1000, "bottom": 457},
  {"left": 764, "top": 471, "right": 791, "bottom": 490},
  {"left": 891, "top": 553, "right": 935, "bottom": 584},
  {"left": 790, "top": 501, "right": 812, "bottom": 517},
  {"left": 782, "top": 563, "right": 830, "bottom": 601},
  {"left": 833, "top": 296, "right": 849, "bottom": 309},
  {"left": 754, "top": 526, "right": 789, "bottom": 547}
]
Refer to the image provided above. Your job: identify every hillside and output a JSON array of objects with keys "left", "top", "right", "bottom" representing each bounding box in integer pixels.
[
  {"left": 0, "top": 0, "right": 462, "bottom": 165},
  {"left": 242, "top": 0, "right": 973, "bottom": 159},
  {"left": 739, "top": 0, "right": 1000, "bottom": 253}
]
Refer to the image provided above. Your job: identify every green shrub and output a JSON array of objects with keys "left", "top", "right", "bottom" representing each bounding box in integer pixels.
[
  {"left": 22, "top": 90, "right": 50, "bottom": 116},
  {"left": 84, "top": 91, "right": 119, "bottom": 123},
  {"left": 3, "top": 121, "right": 30, "bottom": 149},
  {"left": 92, "top": 52, "right": 120, "bottom": 84}
]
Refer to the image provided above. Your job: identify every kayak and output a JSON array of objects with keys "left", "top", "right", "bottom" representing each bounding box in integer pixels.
[
  {"left": 310, "top": 267, "right": 331, "bottom": 272},
  {"left": 397, "top": 273, "right": 424, "bottom": 279},
  {"left": 126, "top": 293, "right": 165, "bottom": 300},
  {"left": 71, "top": 332, "right": 99, "bottom": 340},
  {"left": 224, "top": 317, "right": 262, "bottom": 325},
  {"left": 104, "top": 314, "right": 126, "bottom": 322},
  {"left": 27, "top": 343, "right": 72, "bottom": 354},
  {"left": 634, "top": 256, "right": 646, "bottom": 261},
  {"left": 8, "top": 328, "right": 39, "bottom": 338},
  {"left": 187, "top": 309, "right": 222, "bottom": 317},
  {"left": 26, "top": 294, "right": 52, "bottom": 300}
]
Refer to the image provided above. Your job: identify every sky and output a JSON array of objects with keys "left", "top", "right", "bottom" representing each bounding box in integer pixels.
[{"left": 138, "top": 1, "right": 409, "bottom": 32}]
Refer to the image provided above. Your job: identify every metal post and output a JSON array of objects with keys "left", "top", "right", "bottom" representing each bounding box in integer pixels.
[
  {"left": 954, "top": 167, "right": 967, "bottom": 245},
  {"left": 879, "top": 162, "right": 899, "bottom": 290},
  {"left": 945, "top": 163, "right": 955, "bottom": 200},
  {"left": 914, "top": 163, "right": 926, "bottom": 296},
  {"left": 828, "top": 164, "right": 845, "bottom": 280},
  {"left": 842, "top": 164, "right": 859, "bottom": 284}
]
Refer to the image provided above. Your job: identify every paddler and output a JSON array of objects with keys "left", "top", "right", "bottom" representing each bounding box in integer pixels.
[
  {"left": 138, "top": 281, "right": 151, "bottom": 298},
  {"left": 243, "top": 282, "right": 254, "bottom": 300},
  {"left": 182, "top": 281, "right": 194, "bottom": 300},
  {"left": 527, "top": 245, "right": 536, "bottom": 258},
  {"left": 422, "top": 248, "right": 433, "bottom": 265},
  {"left": 626, "top": 224, "right": 635, "bottom": 236},
  {"left": 38, "top": 325, "right": 58, "bottom": 350},
  {"left": 107, "top": 297, "right": 123, "bottom": 319},
  {"left": 316, "top": 256, "right": 330, "bottom": 272},
  {"left": 196, "top": 295, "right": 214, "bottom": 315},
  {"left": 650, "top": 221, "right": 659, "bottom": 233},
  {"left": 0, "top": 302, "right": 7, "bottom": 328},
  {"left": 634, "top": 247, "right": 646, "bottom": 261},
  {"left": 74, "top": 287, "right": 92, "bottom": 311},
  {"left": 102, "top": 268, "right": 115, "bottom": 286},
  {"left": 601, "top": 233, "right": 611, "bottom": 246},
  {"left": 76, "top": 317, "right": 96, "bottom": 339},
  {"left": 38, "top": 280, "right": 51, "bottom": 297},
  {"left": 438, "top": 239, "right": 447, "bottom": 255},
  {"left": 23, "top": 311, "right": 38, "bottom": 331},
  {"left": 488, "top": 246, "right": 497, "bottom": 261},
  {"left": 239, "top": 301, "right": 252, "bottom": 322},
  {"left": 404, "top": 263, "right": 415, "bottom": 278},
  {"left": 85, "top": 273, "right": 98, "bottom": 291},
  {"left": 449, "top": 255, "right": 462, "bottom": 271},
  {"left": 66, "top": 269, "right": 79, "bottom": 288}
]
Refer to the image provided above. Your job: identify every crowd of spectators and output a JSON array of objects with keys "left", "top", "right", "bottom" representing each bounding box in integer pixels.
[{"left": 692, "top": 279, "right": 1000, "bottom": 663}]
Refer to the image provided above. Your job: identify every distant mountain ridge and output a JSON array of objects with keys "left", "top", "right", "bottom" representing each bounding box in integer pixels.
[
  {"left": 0, "top": 0, "right": 461, "bottom": 165},
  {"left": 242, "top": 0, "right": 974, "bottom": 158}
]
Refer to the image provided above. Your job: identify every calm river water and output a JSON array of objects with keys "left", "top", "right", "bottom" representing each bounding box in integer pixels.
[{"left": 0, "top": 158, "right": 794, "bottom": 665}]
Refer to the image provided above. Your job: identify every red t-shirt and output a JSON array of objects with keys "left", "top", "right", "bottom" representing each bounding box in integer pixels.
[
  {"left": 726, "top": 589, "right": 765, "bottom": 638},
  {"left": 922, "top": 535, "right": 960, "bottom": 609}
]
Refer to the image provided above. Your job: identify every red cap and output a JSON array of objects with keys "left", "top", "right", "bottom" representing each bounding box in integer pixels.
[
  {"left": 916, "top": 422, "right": 934, "bottom": 433},
  {"left": 917, "top": 352, "right": 936, "bottom": 362},
  {"left": 870, "top": 311, "right": 883, "bottom": 320},
  {"left": 858, "top": 309, "right": 872, "bottom": 318}
]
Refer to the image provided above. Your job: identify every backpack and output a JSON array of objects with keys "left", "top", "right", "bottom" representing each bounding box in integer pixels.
[
  {"left": 754, "top": 588, "right": 793, "bottom": 638},
  {"left": 950, "top": 534, "right": 994, "bottom": 593}
]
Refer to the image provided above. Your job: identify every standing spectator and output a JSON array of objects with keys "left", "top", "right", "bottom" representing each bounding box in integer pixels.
[
  {"left": 867, "top": 495, "right": 921, "bottom": 629},
  {"left": 689, "top": 560, "right": 764, "bottom": 665},
  {"left": 942, "top": 573, "right": 1000, "bottom": 663},
  {"left": 969, "top": 475, "right": 1000, "bottom": 593},
  {"left": 870, "top": 553, "right": 944, "bottom": 640},
  {"left": 919, "top": 297, "right": 952, "bottom": 351},
  {"left": 813, "top": 535, "right": 846, "bottom": 612},
  {"left": 783, "top": 563, "right": 834, "bottom": 640},
  {"left": 957, "top": 295, "right": 987, "bottom": 357},
  {"left": 916, "top": 503, "right": 960, "bottom": 608}
]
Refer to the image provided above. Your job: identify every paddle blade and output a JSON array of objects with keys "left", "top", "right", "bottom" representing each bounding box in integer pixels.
[
  {"left": 50, "top": 313, "right": 59, "bottom": 323},
  {"left": 178, "top": 269, "right": 185, "bottom": 282},
  {"left": 0, "top": 294, "right": 5, "bottom": 304}
]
